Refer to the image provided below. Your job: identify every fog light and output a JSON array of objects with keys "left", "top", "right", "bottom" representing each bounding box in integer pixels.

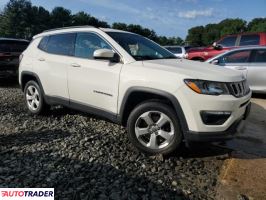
[{"left": 200, "top": 111, "right": 231, "bottom": 125}]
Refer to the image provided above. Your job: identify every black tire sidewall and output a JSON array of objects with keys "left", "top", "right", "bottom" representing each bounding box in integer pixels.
[
  {"left": 127, "top": 101, "right": 182, "bottom": 155},
  {"left": 24, "top": 81, "right": 45, "bottom": 115}
]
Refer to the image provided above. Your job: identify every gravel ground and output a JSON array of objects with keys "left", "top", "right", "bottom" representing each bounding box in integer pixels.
[{"left": 0, "top": 81, "right": 229, "bottom": 200}]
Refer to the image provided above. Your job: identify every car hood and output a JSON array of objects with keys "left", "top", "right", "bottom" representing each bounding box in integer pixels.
[{"left": 141, "top": 59, "right": 244, "bottom": 82}]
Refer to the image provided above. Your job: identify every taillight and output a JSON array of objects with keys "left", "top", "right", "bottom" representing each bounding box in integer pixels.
[{"left": 19, "top": 53, "right": 24, "bottom": 64}]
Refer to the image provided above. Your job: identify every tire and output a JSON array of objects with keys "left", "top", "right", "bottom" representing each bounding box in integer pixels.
[
  {"left": 127, "top": 101, "right": 182, "bottom": 155},
  {"left": 24, "top": 80, "right": 49, "bottom": 115}
]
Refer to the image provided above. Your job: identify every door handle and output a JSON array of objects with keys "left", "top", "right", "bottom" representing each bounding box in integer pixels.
[
  {"left": 71, "top": 63, "right": 81, "bottom": 67},
  {"left": 38, "top": 58, "right": 45, "bottom": 61}
]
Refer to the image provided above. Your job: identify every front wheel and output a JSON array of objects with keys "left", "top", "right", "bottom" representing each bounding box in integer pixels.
[{"left": 127, "top": 101, "right": 182, "bottom": 155}]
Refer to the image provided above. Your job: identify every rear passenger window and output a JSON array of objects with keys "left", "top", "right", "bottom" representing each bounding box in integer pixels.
[
  {"left": 38, "top": 36, "right": 49, "bottom": 51},
  {"left": 74, "top": 32, "right": 112, "bottom": 59},
  {"left": 46, "top": 33, "right": 76, "bottom": 56},
  {"left": 253, "top": 49, "right": 266, "bottom": 63},
  {"left": 240, "top": 35, "right": 260, "bottom": 46}
]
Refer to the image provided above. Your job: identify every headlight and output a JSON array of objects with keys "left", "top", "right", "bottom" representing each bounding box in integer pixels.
[{"left": 184, "top": 79, "right": 230, "bottom": 95}]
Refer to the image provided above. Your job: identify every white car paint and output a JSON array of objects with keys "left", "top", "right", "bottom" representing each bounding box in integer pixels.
[{"left": 19, "top": 27, "right": 251, "bottom": 136}]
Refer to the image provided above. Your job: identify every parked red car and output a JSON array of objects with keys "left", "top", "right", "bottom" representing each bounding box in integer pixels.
[{"left": 187, "top": 32, "right": 266, "bottom": 61}]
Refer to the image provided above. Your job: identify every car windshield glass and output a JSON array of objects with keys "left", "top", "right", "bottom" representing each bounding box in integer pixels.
[{"left": 106, "top": 32, "right": 176, "bottom": 61}]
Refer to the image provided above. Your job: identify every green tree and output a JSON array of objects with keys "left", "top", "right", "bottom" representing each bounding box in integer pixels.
[
  {"left": 202, "top": 23, "right": 220, "bottom": 45},
  {"left": 112, "top": 22, "right": 128, "bottom": 31},
  {"left": 50, "top": 7, "right": 72, "bottom": 28},
  {"left": 186, "top": 26, "right": 204, "bottom": 46},
  {"left": 218, "top": 18, "right": 247, "bottom": 36},
  {"left": 247, "top": 18, "right": 266, "bottom": 32},
  {"left": 72, "top": 12, "right": 110, "bottom": 28},
  {"left": 0, "top": 0, "right": 33, "bottom": 38}
]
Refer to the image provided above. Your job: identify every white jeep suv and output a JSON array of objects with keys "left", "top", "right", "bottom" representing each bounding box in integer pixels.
[{"left": 19, "top": 26, "right": 251, "bottom": 155}]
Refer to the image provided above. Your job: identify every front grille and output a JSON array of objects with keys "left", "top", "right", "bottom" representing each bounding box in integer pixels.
[{"left": 227, "top": 80, "right": 250, "bottom": 98}]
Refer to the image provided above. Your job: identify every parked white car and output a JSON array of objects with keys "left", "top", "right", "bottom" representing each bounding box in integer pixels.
[
  {"left": 206, "top": 46, "right": 266, "bottom": 94},
  {"left": 164, "top": 46, "right": 190, "bottom": 58},
  {"left": 19, "top": 26, "right": 251, "bottom": 155}
]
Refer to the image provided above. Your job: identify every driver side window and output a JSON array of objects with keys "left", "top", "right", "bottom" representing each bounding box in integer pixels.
[
  {"left": 220, "top": 50, "right": 252, "bottom": 64},
  {"left": 218, "top": 36, "right": 237, "bottom": 47},
  {"left": 74, "top": 32, "right": 112, "bottom": 59}
]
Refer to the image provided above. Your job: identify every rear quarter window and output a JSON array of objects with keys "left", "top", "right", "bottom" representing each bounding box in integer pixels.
[{"left": 38, "top": 36, "right": 49, "bottom": 51}]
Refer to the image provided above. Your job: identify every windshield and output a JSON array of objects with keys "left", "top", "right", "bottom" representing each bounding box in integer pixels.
[{"left": 106, "top": 32, "right": 177, "bottom": 61}]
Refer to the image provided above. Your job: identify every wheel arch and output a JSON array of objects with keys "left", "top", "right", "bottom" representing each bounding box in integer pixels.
[
  {"left": 20, "top": 71, "right": 46, "bottom": 97},
  {"left": 119, "top": 87, "right": 189, "bottom": 133}
]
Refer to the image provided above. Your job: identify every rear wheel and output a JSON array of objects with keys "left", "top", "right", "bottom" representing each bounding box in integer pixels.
[
  {"left": 24, "top": 80, "right": 49, "bottom": 115},
  {"left": 127, "top": 101, "right": 182, "bottom": 155}
]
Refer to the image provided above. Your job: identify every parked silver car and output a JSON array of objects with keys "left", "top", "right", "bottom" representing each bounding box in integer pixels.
[
  {"left": 206, "top": 47, "right": 266, "bottom": 93},
  {"left": 164, "top": 46, "right": 191, "bottom": 58}
]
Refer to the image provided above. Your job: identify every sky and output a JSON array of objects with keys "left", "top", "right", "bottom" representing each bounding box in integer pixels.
[{"left": 0, "top": 0, "right": 266, "bottom": 38}]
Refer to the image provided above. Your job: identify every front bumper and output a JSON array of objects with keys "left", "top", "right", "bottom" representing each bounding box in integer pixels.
[{"left": 185, "top": 102, "right": 251, "bottom": 142}]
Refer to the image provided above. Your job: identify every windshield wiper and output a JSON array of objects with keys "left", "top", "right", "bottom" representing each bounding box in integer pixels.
[
  {"left": 133, "top": 55, "right": 159, "bottom": 61},
  {"left": 158, "top": 56, "right": 178, "bottom": 59}
]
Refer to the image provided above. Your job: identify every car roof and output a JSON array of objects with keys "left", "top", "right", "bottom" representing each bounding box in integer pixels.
[
  {"left": 206, "top": 46, "right": 266, "bottom": 62},
  {"left": 0, "top": 37, "right": 29, "bottom": 42},
  {"left": 33, "top": 26, "right": 134, "bottom": 39}
]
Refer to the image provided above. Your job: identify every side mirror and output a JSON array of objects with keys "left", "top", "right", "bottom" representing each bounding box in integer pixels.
[
  {"left": 93, "top": 49, "right": 120, "bottom": 62},
  {"left": 211, "top": 59, "right": 219, "bottom": 65},
  {"left": 212, "top": 42, "right": 223, "bottom": 50}
]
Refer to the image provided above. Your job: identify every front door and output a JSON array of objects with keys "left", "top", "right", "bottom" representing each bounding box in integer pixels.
[{"left": 67, "top": 32, "right": 123, "bottom": 114}]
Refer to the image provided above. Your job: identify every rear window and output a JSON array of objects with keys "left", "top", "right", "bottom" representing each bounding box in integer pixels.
[
  {"left": 239, "top": 34, "right": 260, "bottom": 46},
  {"left": 46, "top": 33, "right": 76, "bottom": 56},
  {"left": 0, "top": 40, "right": 29, "bottom": 53}
]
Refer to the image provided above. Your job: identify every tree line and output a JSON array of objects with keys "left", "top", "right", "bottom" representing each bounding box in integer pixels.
[
  {"left": 0, "top": 0, "right": 183, "bottom": 45},
  {"left": 0, "top": 0, "right": 266, "bottom": 46}
]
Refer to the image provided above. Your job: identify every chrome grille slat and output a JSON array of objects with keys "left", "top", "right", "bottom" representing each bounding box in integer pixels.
[{"left": 228, "top": 80, "right": 249, "bottom": 98}]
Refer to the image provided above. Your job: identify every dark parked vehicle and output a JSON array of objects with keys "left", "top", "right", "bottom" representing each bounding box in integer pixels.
[{"left": 0, "top": 38, "right": 29, "bottom": 79}]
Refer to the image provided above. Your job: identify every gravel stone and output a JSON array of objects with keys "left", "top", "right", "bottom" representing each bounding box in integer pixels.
[{"left": 0, "top": 82, "right": 230, "bottom": 199}]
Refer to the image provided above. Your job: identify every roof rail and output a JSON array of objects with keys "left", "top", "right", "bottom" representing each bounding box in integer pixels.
[{"left": 43, "top": 25, "right": 95, "bottom": 33}]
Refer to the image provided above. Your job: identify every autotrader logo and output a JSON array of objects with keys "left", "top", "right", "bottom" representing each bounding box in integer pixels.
[{"left": 0, "top": 188, "right": 54, "bottom": 199}]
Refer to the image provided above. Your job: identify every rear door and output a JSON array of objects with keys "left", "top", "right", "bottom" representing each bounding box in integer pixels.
[
  {"left": 247, "top": 49, "right": 266, "bottom": 92},
  {"left": 35, "top": 33, "right": 76, "bottom": 100}
]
